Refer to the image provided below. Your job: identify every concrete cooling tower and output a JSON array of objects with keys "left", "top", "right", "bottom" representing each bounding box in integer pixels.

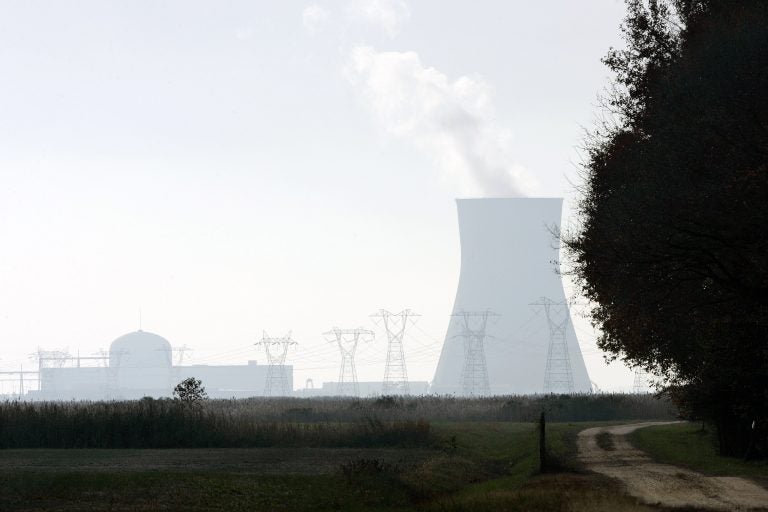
[{"left": 431, "top": 198, "right": 591, "bottom": 395}]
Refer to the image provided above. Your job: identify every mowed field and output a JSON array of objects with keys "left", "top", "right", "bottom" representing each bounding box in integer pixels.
[{"left": 0, "top": 422, "right": 660, "bottom": 512}]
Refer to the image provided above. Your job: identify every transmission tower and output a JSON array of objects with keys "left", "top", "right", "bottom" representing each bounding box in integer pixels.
[
  {"left": 172, "top": 345, "right": 191, "bottom": 366},
  {"left": 31, "top": 348, "right": 71, "bottom": 396},
  {"left": 531, "top": 297, "right": 575, "bottom": 394},
  {"left": 104, "top": 349, "right": 125, "bottom": 399},
  {"left": 371, "top": 309, "right": 418, "bottom": 395},
  {"left": 255, "top": 332, "right": 297, "bottom": 396},
  {"left": 451, "top": 310, "right": 498, "bottom": 396},
  {"left": 323, "top": 327, "right": 374, "bottom": 396},
  {"left": 632, "top": 367, "right": 650, "bottom": 394}
]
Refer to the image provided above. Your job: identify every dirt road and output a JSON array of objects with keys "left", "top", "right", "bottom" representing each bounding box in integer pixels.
[{"left": 578, "top": 422, "right": 768, "bottom": 511}]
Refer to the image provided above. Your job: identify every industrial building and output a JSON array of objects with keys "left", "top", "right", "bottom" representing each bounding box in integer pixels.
[
  {"left": 296, "top": 381, "right": 431, "bottom": 397},
  {"left": 431, "top": 198, "right": 592, "bottom": 395},
  {"left": 34, "top": 330, "right": 291, "bottom": 400},
  {"left": 8, "top": 197, "right": 594, "bottom": 400}
]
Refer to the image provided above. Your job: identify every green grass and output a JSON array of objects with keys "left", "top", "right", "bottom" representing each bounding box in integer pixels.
[
  {"left": 427, "top": 474, "right": 657, "bottom": 512},
  {"left": 631, "top": 422, "right": 768, "bottom": 478},
  {"left": 0, "top": 421, "right": 659, "bottom": 511},
  {"left": 422, "top": 421, "right": 648, "bottom": 511},
  {"left": 0, "top": 472, "right": 415, "bottom": 512},
  {"left": 428, "top": 422, "right": 582, "bottom": 491}
]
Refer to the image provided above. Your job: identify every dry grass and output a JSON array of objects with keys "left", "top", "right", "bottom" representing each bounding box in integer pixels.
[
  {"left": 0, "top": 400, "right": 432, "bottom": 448},
  {"left": 429, "top": 474, "right": 658, "bottom": 512}
]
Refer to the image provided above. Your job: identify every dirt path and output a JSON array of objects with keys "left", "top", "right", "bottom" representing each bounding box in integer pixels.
[{"left": 578, "top": 422, "right": 768, "bottom": 511}]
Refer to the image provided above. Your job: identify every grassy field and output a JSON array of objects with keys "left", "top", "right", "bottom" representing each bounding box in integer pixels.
[
  {"left": 0, "top": 421, "right": 661, "bottom": 512},
  {"left": 630, "top": 422, "right": 768, "bottom": 479},
  {"left": 0, "top": 394, "right": 677, "bottom": 449},
  {"left": 0, "top": 395, "right": 681, "bottom": 511}
]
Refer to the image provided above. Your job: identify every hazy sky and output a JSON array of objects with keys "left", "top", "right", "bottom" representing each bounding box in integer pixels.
[{"left": 0, "top": 0, "right": 640, "bottom": 392}]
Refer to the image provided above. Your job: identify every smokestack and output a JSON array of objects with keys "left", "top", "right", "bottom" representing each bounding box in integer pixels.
[{"left": 431, "top": 198, "right": 591, "bottom": 394}]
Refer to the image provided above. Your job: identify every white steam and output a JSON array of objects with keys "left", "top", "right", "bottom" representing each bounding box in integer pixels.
[
  {"left": 344, "top": 46, "right": 535, "bottom": 197},
  {"left": 346, "top": 0, "right": 410, "bottom": 38},
  {"left": 302, "top": 4, "right": 331, "bottom": 35}
]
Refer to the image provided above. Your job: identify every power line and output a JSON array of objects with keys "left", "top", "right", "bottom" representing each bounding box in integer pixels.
[
  {"left": 323, "top": 327, "right": 374, "bottom": 396},
  {"left": 632, "top": 367, "right": 651, "bottom": 394},
  {"left": 451, "top": 310, "right": 499, "bottom": 396},
  {"left": 255, "top": 332, "right": 297, "bottom": 396},
  {"left": 530, "top": 297, "right": 575, "bottom": 394},
  {"left": 371, "top": 309, "right": 418, "bottom": 395}
]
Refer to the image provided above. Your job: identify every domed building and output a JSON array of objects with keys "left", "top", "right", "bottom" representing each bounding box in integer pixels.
[
  {"left": 34, "top": 329, "right": 287, "bottom": 400},
  {"left": 109, "top": 330, "right": 173, "bottom": 369},
  {"left": 109, "top": 330, "right": 174, "bottom": 398}
]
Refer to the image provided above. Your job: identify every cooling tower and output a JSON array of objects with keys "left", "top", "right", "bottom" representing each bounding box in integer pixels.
[{"left": 431, "top": 198, "right": 591, "bottom": 395}]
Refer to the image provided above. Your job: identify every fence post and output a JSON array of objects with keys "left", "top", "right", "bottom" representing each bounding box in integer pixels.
[
  {"left": 539, "top": 411, "right": 546, "bottom": 472},
  {"left": 744, "top": 419, "right": 756, "bottom": 461}
]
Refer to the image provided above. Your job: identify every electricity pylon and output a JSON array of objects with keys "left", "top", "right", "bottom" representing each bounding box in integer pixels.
[
  {"left": 632, "top": 367, "right": 650, "bottom": 394},
  {"left": 531, "top": 297, "right": 575, "bottom": 394},
  {"left": 173, "top": 345, "right": 191, "bottom": 366},
  {"left": 323, "top": 327, "right": 374, "bottom": 396},
  {"left": 371, "top": 309, "right": 418, "bottom": 395},
  {"left": 452, "top": 310, "right": 498, "bottom": 396},
  {"left": 103, "top": 349, "right": 125, "bottom": 399},
  {"left": 255, "top": 332, "right": 297, "bottom": 396}
]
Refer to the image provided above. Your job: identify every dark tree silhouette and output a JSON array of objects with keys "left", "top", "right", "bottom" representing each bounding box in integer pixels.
[
  {"left": 566, "top": 0, "right": 768, "bottom": 456},
  {"left": 173, "top": 377, "right": 208, "bottom": 403}
]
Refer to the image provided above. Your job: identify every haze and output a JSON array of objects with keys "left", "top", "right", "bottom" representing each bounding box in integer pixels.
[{"left": 0, "top": 1, "right": 635, "bottom": 392}]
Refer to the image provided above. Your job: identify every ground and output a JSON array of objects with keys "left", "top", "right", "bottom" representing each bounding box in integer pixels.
[
  {"left": 578, "top": 422, "right": 768, "bottom": 511},
  {"left": 631, "top": 422, "right": 768, "bottom": 481},
  {"left": 1, "top": 421, "right": 766, "bottom": 511}
]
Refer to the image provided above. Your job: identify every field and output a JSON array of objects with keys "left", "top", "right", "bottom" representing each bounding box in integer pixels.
[
  {"left": 0, "top": 422, "right": 657, "bottom": 511},
  {"left": 0, "top": 395, "right": 678, "bottom": 511},
  {"left": 631, "top": 422, "right": 768, "bottom": 480}
]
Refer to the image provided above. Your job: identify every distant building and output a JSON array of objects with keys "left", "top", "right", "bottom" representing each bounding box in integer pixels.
[
  {"left": 295, "top": 381, "right": 431, "bottom": 397},
  {"left": 35, "top": 330, "right": 291, "bottom": 400}
]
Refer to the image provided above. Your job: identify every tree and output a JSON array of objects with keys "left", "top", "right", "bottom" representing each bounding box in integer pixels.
[
  {"left": 173, "top": 377, "right": 208, "bottom": 403},
  {"left": 566, "top": 0, "right": 768, "bottom": 456}
]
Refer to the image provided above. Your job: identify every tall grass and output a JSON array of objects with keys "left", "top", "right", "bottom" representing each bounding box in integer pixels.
[
  {"left": 0, "top": 400, "right": 430, "bottom": 449},
  {"left": 0, "top": 393, "right": 675, "bottom": 449},
  {"left": 204, "top": 393, "right": 677, "bottom": 423}
]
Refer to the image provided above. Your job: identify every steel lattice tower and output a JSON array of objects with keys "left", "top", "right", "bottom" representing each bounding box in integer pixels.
[
  {"left": 102, "top": 348, "right": 124, "bottom": 398},
  {"left": 452, "top": 310, "right": 498, "bottom": 396},
  {"left": 632, "top": 367, "right": 650, "bottom": 394},
  {"left": 371, "top": 309, "right": 418, "bottom": 395},
  {"left": 323, "top": 327, "right": 374, "bottom": 396},
  {"left": 531, "top": 298, "right": 575, "bottom": 394},
  {"left": 255, "top": 332, "right": 297, "bottom": 396}
]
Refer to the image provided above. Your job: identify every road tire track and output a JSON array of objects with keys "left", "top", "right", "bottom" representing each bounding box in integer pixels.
[{"left": 578, "top": 422, "right": 768, "bottom": 511}]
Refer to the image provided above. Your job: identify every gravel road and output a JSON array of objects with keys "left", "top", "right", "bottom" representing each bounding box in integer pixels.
[{"left": 578, "top": 422, "right": 768, "bottom": 511}]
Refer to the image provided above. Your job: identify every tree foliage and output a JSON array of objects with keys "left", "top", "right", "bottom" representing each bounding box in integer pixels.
[
  {"left": 173, "top": 377, "right": 208, "bottom": 403},
  {"left": 566, "top": 0, "right": 768, "bottom": 456}
]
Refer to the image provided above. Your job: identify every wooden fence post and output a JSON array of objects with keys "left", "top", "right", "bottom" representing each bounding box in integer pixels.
[{"left": 539, "top": 411, "right": 546, "bottom": 472}]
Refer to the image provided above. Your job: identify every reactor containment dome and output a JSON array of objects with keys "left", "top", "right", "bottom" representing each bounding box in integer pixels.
[{"left": 109, "top": 330, "right": 173, "bottom": 395}]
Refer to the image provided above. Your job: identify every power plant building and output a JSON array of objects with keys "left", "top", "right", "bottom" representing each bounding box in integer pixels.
[
  {"left": 431, "top": 198, "right": 591, "bottom": 395},
  {"left": 18, "top": 198, "right": 592, "bottom": 399},
  {"left": 36, "top": 330, "right": 291, "bottom": 400}
]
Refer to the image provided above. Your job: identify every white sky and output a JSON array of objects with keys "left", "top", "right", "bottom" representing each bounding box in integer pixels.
[{"left": 0, "top": 0, "right": 641, "bottom": 393}]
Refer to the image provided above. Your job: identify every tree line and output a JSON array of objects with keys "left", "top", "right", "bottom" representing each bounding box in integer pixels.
[{"left": 566, "top": 0, "right": 768, "bottom": 457}]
